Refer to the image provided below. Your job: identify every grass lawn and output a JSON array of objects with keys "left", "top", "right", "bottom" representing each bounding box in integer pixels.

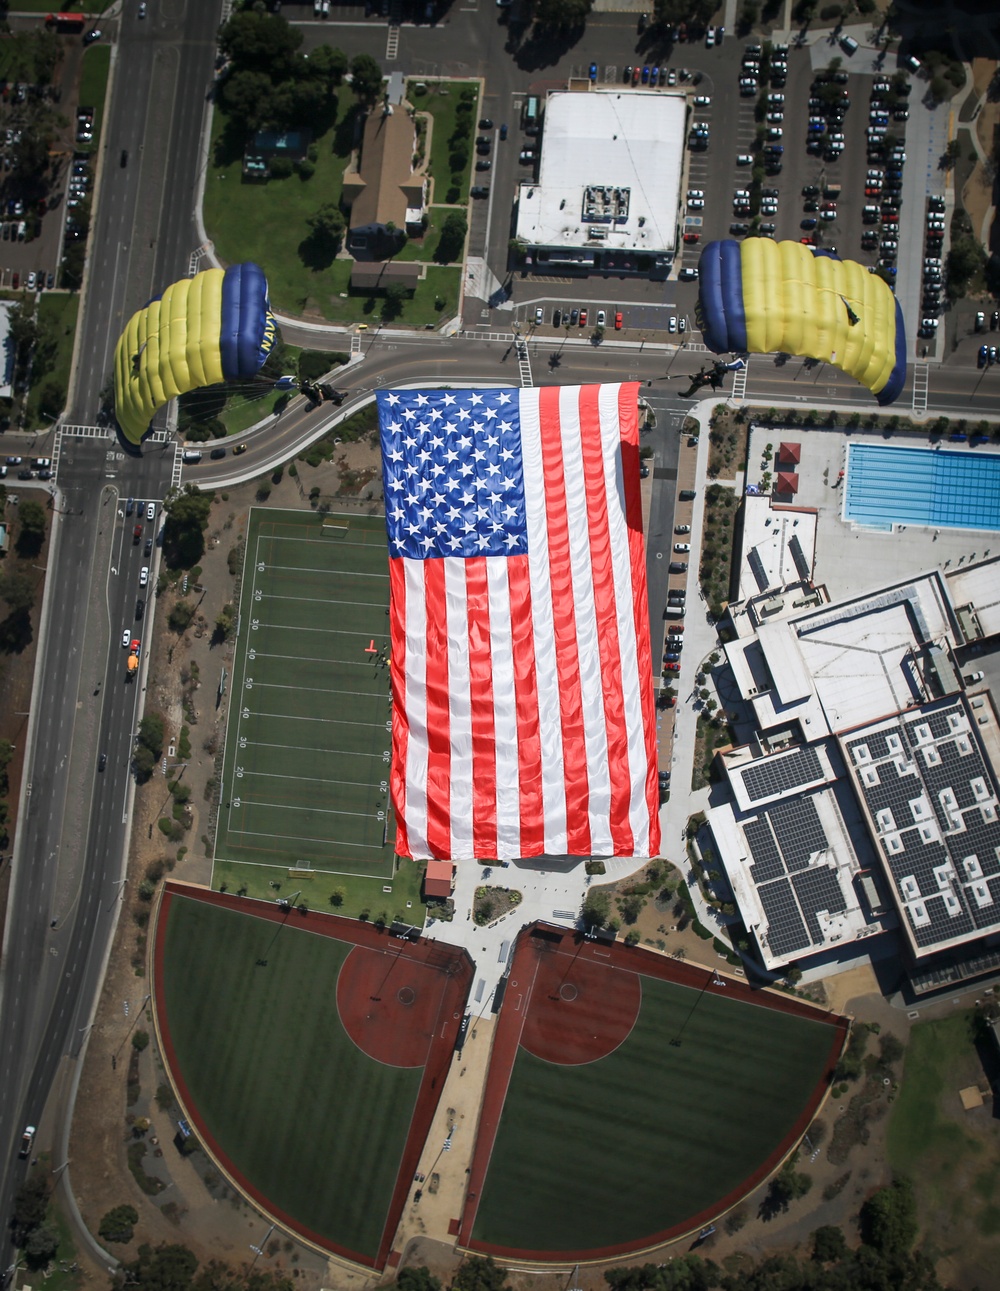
[
  {"left": 888, "top": 1012, "right": 1000, "bottom": 1256},
  {"left": 409, "top": 81, "right": 479, "bottom": 207},
  {"left": 212, "top": 854, "right": 429, "bottom": 924},
  {"left": 204, "top": 94, "right": 458, "bottom": 327},
  {"left": 160, "top": 895, "right": 423, "bottom": 1258},
  {"left": 78, "top": 44, "right": 111, "bottom": 151},
  {"left": 472, "top": 975, "right": 836, "bottom": 1253},
  {"left": 25, "top": 292, "right": 79, "bottom": 430}
]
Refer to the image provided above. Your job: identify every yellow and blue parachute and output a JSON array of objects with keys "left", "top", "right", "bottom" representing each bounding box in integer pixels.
[
  {"left": 113, "top": 262, "right": 277, "bottom": 444},
  {"left": 697, "top": 239, "right": 906, "bottom": 404}
]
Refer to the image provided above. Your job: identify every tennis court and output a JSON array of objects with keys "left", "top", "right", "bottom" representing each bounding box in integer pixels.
[
  {"left": 462, "top": 926, "right": 847, "bottom": 1260},
  {"left": 215, "top": 509, "right": 395, "bottom": 877}
]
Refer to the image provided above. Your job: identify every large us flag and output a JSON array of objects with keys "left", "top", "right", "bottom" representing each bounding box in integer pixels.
[{"left": 377, "top": 383, "right": 661, "bottom": 862}]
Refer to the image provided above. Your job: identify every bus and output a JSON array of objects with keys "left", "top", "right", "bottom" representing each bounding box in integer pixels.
[
  {"left": 46, "top": 12, "right": 87, "bottom": 31},
  {"left": 523, "top": 95, "right": 539, "bottom": 128}
]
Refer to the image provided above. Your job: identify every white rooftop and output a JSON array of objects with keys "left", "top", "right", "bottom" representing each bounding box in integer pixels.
[
  {"left": 515, "top": 90, "right": 685, "bottom": 254},
  {"left": 738, "top": 494, "right": 818, "bottom": 601},
  {"left": 945, "top": 557, "right": 1000, "bottom": 641}
]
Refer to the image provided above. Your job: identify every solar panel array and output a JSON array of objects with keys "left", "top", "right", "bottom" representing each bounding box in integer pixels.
[
  {"left": 741, "top": 747, "right": 824, "bottom": 803},
  {"left": 844, "top": 700, "right": 1000, "bottom": 952},
  {"left": 741, "top": 792, "right": 849, "bottom": 960}
]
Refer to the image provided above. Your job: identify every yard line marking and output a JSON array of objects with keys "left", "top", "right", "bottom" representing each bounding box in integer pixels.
[
  {"left": 256, "top": 604, "right": 387, "bottom": 619},
  {"left": 250, "top": 739, "right": 390, "bottom": 760},
  {"left": 263, "top": 565, "right": 389, "bottom": 579},
  {"left": 237, "top": 769, "right": 381, "bottom": 789},
  {"left": 224, "top": 825, "right": 384, "bottom": 848},
  {"left": 249, "top": 681, "right": 389, "bottom": 700},
  {"left": 252, "top": 650, "right": 389, "bottom": 668},
  {"left": 230, "top": 798, "right": 376, "bottom": 821},
  {"left": 245, "top": 712, "right": 390, "bottom": 731}
]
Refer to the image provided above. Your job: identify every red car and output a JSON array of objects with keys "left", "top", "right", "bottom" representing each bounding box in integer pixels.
[
  {"left": 664, "top": 662, "right": 681, "bottom": 672},
  {"left": 614, "top": 311, "right": 623, "bottom": 329},
  {"left": 579, "top": 309, "right": 588, "bottom": 326},
  {"left": 132, "top": 524, "right": 142, "bottom": 541},
  {"left": 683, "top": 231, "right": 700, "bottom": 243},
  {"left": 130, "top": 638, "right": 140, "bottom": 653},
  {"left": 799, "top": 236, "right": 815, "bottom": 245},
  {"left": 12, "top": 272, "right": 18, "bottom": 289},
  {"left": 632, "top": 65, "right": 641, "bottom": 85},
  {"left": 668, "top": 623, "right": 685, "bottom": 634}
]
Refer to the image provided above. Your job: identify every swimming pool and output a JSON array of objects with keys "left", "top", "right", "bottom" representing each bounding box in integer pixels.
[{"left": 844, "top": 443, "right": 1000, "bottom": 533}]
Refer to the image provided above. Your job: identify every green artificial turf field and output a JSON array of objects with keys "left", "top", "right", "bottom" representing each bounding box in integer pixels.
[
  {"left": 215, "top": 508, "right": 394, "bottom": 875},
  {"left": 160, "top": 895, "right": 421, "bottom": 1258},
  {"left": 472, "top": 975, "right": 836, "bottom": 1253}
]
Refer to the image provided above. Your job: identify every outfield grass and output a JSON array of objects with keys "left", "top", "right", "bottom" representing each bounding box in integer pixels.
[
  {"left": 888, "top": 1012, "right": 1000, "bottom": 1245},
  {"left": 215, "top": 508, "right": 400, "bottom": 876},
  {"left": 161, "top": 895, "right": 422, "bottom": 1258},
  {"left": 473, "top": 976, "right": 837, "bottom": 1253},
  {"left": 25, "top": 293, "right": 79, "bottom": 429}
]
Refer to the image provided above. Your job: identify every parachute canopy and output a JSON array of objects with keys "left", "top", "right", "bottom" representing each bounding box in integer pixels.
[
  {"left": 113, "top": 262, "right": 276, "bottom": 444},
  {"left": 697, "top": 239, "right": 906, "bottom": 405}
]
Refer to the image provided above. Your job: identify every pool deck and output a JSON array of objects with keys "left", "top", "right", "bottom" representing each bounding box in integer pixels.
[{"left": 743, "top": 426, "right": 1000, "bottom": 604}]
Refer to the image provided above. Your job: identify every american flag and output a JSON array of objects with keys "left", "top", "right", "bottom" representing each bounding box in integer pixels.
[{"left": 377, "top": 383, "right": 661, "bottom": 862}]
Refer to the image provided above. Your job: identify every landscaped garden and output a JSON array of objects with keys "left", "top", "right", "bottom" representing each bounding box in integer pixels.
[{"left": 200, "top": 10, "right": 467, "bottom": 329}]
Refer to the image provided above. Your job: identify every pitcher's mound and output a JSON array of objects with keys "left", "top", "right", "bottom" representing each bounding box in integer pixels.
[{"left": 520, "top": 951, "right": 641, "bottom": 1065}]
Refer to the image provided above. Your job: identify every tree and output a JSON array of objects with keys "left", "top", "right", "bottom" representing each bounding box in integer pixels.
[
  {"left": 15, "top": 498, "right": 47, "bottom": 558},
  {"left": 138, "top": 713, "right": 165, "bottom": 759},
  {"left": 452, "top": 1257, "right": 510, "bottom": 1291},
  {"left": 133, "top": 745, "right": 157, "bottom": 782},
  {"left": 860, "top": 1176, "right": 918, "bottom": 1257},
  {"left": 305, "top": 203, "right": 346, "bottom": 256},
  {"left": 0, "top": 570, "right": 35, "bottom": 613},
  {"left": 812, "top": 1225, "right": 847, "bottom": 1262},
  {"left": 619, "top": 892, "right": 644, "bottom": 924},
  {"left": 436, "top": 212, "right": 468, "bottom": 264},
  {"left": 398, "top": 1269, "right": 442, "bottom": 1291},
  {"left": 382, "top": 281, "right": 411, "bottom": 319},
  {"left": 350, "top": 53, "right": 383, "bottom": 103},
  {"left": 24, "top": 1223, "right": 59, "bottom": 1269},
  {"left": 169, "top": 600, "right": 196, "bottom": 633},
  {"left": 308, "top": 43, "right": 348, "bottom": 90},
  {"left": 100, "top": 1204, "right": 140, "bottom": 1244},
  {"left": 532, "top": 0, "right": 593, "bottom": 28},
  {"left": 114, "top": 1242, "right": 199, "bottom": 1291},
  {"left": 11, "top": 1175, "right": 50, "bottom": 1245},
  {"left": 163, "top": 486, "right": 213, "bottom": 569},
  {"left": 581, "top": 887, "right": 611, "bottom": 929},
  {"left": 219, "top": 10, "right": 303, "bottom": 76},
  {"left": 218, "top": 70, "right": 277, "bottom": 135}
]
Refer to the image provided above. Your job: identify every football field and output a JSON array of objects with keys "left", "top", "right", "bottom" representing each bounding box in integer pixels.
[{"left": 215, "top": 509, "right": 395, "bottom": 877}]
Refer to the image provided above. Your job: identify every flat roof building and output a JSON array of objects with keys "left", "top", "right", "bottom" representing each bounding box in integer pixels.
[{"left": 514, "top": 90, "right": 686, "bottom": 280}]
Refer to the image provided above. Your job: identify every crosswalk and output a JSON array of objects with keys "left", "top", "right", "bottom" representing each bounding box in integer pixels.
[
  {"left": 731, "top": 359, "right": 749, "bottom": 403},
  {"left": 911, "top": 363, "right": 928, "bottom": 417},
  {"left": 516, "top": 338, "right": 533, "bottom": 388},
  {"left": 385, "top": 24, "right": 399, "bottom": 60}
]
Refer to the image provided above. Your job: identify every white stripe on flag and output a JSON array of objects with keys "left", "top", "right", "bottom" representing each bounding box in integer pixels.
[
  {"left": 486, "top": 556, "right": 521, "bottom": 857},
  {"left": 517, "top": 387, "right": 568, "bottom": 856},
  {"left": 597, "top": 382, "right": 653, "bottom": 854},
  {"left": 401, "top": 560, "right": 429, "bottom": 859},
  {"left": 558, "top": 384, "right": 613, "bottom": 855},
  {"left": 444, "top": 559, "right": 474, "bottom": 858}
]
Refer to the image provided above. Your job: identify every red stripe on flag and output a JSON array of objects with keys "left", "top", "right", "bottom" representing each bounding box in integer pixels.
[
  {"left": 506, "top": 555, "right": 542, "bottom": 857},
  {"left": 465, "top": 557, "right": 498, "bottom": 856},
  {"left": 538, "top": 384, "right": 591, "bottom": 856},
  {"left": 618, "top": 382, "right": 661, "bottom": 854},
  {"left": 423, "top": 558, "right": 452, "bottom": 859},
  {"left": 388, "top": 558, "right": 410, "bottom": 859},
  {"left": 577, "top": 385, "right": 635, "bottom": 855}
]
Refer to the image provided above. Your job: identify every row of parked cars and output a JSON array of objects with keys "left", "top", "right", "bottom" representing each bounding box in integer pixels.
[
  {"left": 919, "top": 194, "right": 946, "bottom": 338},
  {"left": 2, "top": 454, "right": 51, "bottom": 479}
]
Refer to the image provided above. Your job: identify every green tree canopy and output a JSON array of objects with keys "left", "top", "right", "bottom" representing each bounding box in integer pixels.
[
  {"left": 15, "top": 498, "right": 47, "bottom": 558},
  {"left": 398, "top": 1269, "right": 442, "bottom": 1291},
  {"left": 350, "top": 53, "right": 384, "bottom": 102},
  {"left": 532, "top": 0, "right": 594, "bottom": 28},
  {"left": 306, "top": 203, "right": 347, "bottom": 253},
  {"left": 859, "top": 1176, "right": 918, "bottom": 1257},
  {"left": 218, "top": 70, "right": 277, "bottom": 134},
  {"left": 114, "top": 1243, "right": 199, "bottom": 1291},
  {"left": 308, "top": 44, "right": 348, "bottom": 89},
  {"left": 11, "top": 1175, "right": 50, "bottom": 1245},
  {"left": 0, "top": 569, "right": 35, "bottom": 614},
  {"left": 436, "top": 212, "right": 468, "bottom": 264},
  {"left": 24, "top": 1222, "right": 59, "bottom": 1269},
  {"left": 452, "top": 1257, "right": 510, "bottom": 1291},
  {"left": 163, "top": 486, "right": 213, "bottom": 569},
  {"left": 100, "top": 1204, "right": 140, "bottom": 1243},
  {"left": 219, "top": 11, "right": 303, "bottom": 76}
]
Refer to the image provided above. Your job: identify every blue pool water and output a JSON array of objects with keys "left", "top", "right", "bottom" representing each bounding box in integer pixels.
[{"left": 844, "top": 444, "right": 1000, "bottom": 533}]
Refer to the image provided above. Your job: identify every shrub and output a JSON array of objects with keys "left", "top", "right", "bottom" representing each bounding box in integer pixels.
[
  {"left": 99, "top": 1204, "right": 139, "bottom": 1244},
  {"left": 132, "top": 1029, "right": 150, "bottom": 1052}
]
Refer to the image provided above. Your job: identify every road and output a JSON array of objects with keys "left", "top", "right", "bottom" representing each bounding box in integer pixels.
[{"left": 0, "top": 0, "right": 218, "bottom": 1267}]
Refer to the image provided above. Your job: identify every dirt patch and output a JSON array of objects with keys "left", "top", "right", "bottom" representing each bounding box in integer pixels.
[
  {"left": 473, "top": 885, "right": 521, "bottom": 926},
  {"left": 963, "top": 59, "right": 999, "bottom": 248}
]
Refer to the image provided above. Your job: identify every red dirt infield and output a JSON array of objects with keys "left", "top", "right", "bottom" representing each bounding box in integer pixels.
[
  {"left": 152, "top": 882, "right": 473, "bottom": 1270},
  {"left": 459, "top": 923, "right": 849, "bottom": 1262},
  {"left": 519, "top": 946, "right": 641, "bottom": 1065}
]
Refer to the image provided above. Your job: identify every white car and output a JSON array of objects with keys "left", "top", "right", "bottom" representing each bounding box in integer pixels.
[
  {"left": 122, "top": 629, "right": 131, "bottom": 648},
  {"left": 140, "top": 566, "right": 149, "bottom": 587},
  {"left": 687, "top": 196, "right": 704, "bottom": 209},
  {"left": 674, "top": 542, "right": 691, "bottom": 553},
  {"left": 146, "top": 501, "right": 156, "bottom": 521},
  {"left": 596, "top": 309, "right": 606, "bottom": 326},
  {"left": 733, "top": 189, "right": 750, "bottom": 202},
  {"left": 19, "top": 1126, "right": 35, "bottom": 1158},
  {"left": 766, "top": 126, "right": 783, "bottom": 139},
  {"left": 767, "top": 110, "right": 783, "bottom": 123},
  {"left": 768, "top": 92, "right": 785, "bottom": 104},
  {"left": 706, "top": 25, "right": 716, "bottom": 45},
  {"left": 675, "top": 524, "right": 691, "bottom": 534},
  {"left": 534, "top": 306, "right": 543, "bottom": 325},
  {"left": 678, "top": 267, "right": 699, "bottom": 281},
  {"left": 694, "top": 94, "right": 711, "bottom": 106},
  {"left": 736, "top": 153, "right": 754, "bottom": 166},
  {"left": 668, "top": 316, "right": 677, "bottom": 333}
]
